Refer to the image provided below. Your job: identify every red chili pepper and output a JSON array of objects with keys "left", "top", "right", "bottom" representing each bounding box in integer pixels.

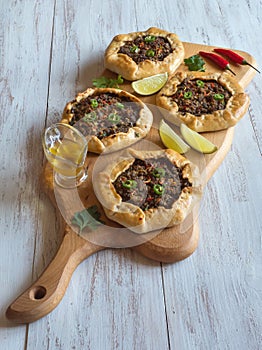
[
  {"left": 213, "top": 48, "right": 260, "bottom": 73},
  {"left": 199, "top": 51, "right": 236, "bottom": 76}
]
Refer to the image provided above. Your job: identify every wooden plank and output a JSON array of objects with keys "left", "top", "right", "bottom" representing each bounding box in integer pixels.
[
  {"left": 0, "top": 0, "right": 55, "bottom": 348},
  {"left": 6, "top": 35, "right": 257, "bottom": 323},
  {"left": 23, "top": 0, "right": 170, "bottom": 348},
  {"left": 162, "top": 121, "right": 262, "bottom": 348},
  {"left": 1, "top": 0, "right": 262, "bottom": 349},
  {"left": 26, "top": 250, "right": 169, "bottom": 350},
  {"left": 160, "top": 1, "right": 262, "bottom": 349}
]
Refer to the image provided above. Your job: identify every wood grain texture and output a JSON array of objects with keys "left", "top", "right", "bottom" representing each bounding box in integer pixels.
[
  {"left": 6, "top": 39, "right": 256, "bottom": 323},
  {"left": 1, "top": 0, "right": 261, "bottom": 349},
  {"left": 0, "top": 0, "right": 56, "bottom": 348}
]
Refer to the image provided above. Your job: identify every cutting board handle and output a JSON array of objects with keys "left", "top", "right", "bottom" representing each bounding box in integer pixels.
[{"left": 6, "top": 227, "right": 103, "bottom": 324}]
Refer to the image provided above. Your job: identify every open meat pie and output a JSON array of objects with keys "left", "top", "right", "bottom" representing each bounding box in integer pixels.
[
  {"left": 61, "top": 88, "right": 153, "bottom": 153},
  {"left": 156, "top": 71, "right": 250, "bottom": 132},
  {"left": 93, "top": 149, "right": 202, "bottom": 234},
  {"left": 104, "top": 27, "right": 184, "bottom": 81}
]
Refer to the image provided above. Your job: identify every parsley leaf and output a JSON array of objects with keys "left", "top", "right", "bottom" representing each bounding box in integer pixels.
[
  {"left": 184, "top": 54, "right": 205, "bottom": 72},
  {"left": 92, "top": 74, "right": 124, "bottom": 88},
  {"left": 71, "top": 205, "right": 105, "bottom": 233}
]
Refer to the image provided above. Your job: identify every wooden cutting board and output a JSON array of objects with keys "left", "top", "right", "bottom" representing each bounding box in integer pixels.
[{"left": 6, "top": 42, "right": 257, "bottom": 323}]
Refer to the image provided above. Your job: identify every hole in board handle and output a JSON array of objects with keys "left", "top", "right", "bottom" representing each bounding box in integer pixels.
[{"left": 29, "top": 286, "right": 47, "bottom": 300}]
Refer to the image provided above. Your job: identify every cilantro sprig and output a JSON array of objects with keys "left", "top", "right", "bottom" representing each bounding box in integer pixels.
[
  {"left": 71, "top": 205, "right": 105, "bottom": 233},
  {"left": 92, "top": 74, "right": 124, "bottom": 88},
  {"left": 184, "top": 54, "right": 205, "bottom": 72}
]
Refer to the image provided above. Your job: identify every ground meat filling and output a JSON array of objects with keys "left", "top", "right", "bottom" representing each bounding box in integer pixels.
[
  {"left": 68, "top": 93, "right": 141, "bottom": 139},
  {"left": 170, "top": 79, "right": 232, "bottom": 116},
  {"left": 118, "top": 35, "right": 173, "bottom": 64},
  {"left": 113, "top": 157, "right": 192, "bottom": 211}
]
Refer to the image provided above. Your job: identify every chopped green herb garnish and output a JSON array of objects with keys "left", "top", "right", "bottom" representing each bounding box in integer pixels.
[
  {"left": 108, "top": 113, "right": 121, "bottom": 123},
  {"left": 130, "top": 45, "right": 140, "bottom": 53},
  {"left": 146, "top": 49, "right": 155, "bottom": 57},
  {"left": 144, "top": 35, "right": 156, "bottom": 43},
  {"left": 213, "top": 93, "right": 224, "bottom": 100},
  {"left": 144, "top": 204, "right": 149, "bottom": 211},
  {"left": 92, "top": 74, "right": 124, "bottom": 88},
  {"left": 152, "top": 167, "right": 166, "bottom": 178},
  {"left": 90, "top": 99, "right": 98, "bottom": 108},
  {"left": 184, "top": 91, "right": 193, "bottom": 99},
  {"left": 153, "top": 184, "right": 165, "bottom": 195},
  {"left": 196, "top": 80, "right": 205, "bottom": 87},
  {"left": 71, "top": 205, "right": 105, "bottom": 233},
  {"left": 184, "top": 54, "right": 205, "bottom": 72},
  {"left": 83, "top": 111, "right": 97, "bottom": 122},
  {"left": 115, "top": 102, "right": 124, "bottom": 109},
  {"left": 122, "top": 179, "right": 137, "bottom": 189}
]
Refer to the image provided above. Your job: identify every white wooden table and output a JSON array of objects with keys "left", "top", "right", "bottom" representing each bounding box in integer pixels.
[{"left": 1, "top": 1, "right": 261, "bottom": 349}]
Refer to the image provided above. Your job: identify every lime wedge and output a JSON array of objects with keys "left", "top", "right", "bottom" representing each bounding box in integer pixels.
[
  {"left": 131, "top": 72, "right": 168, "bottom": 95},
  {"left": 180, "top": 124, "right": 218, "bottom": 154},
  {"left": 159, "top": 120, "right": 190, "bottom": 154}
]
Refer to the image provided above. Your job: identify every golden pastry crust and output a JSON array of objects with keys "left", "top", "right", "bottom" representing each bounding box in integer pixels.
[
  {"left": 61, "top": 88, "right": 153, "bottom": 154},
  {"left": 104, "top": 27, "right": 184, "bottom": 81},
  {"left": 93, "top": 149, "right": 202, "bottom": 234},
  {"left": 156, "top": 71, "right": 250, "bottom": 132}
]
